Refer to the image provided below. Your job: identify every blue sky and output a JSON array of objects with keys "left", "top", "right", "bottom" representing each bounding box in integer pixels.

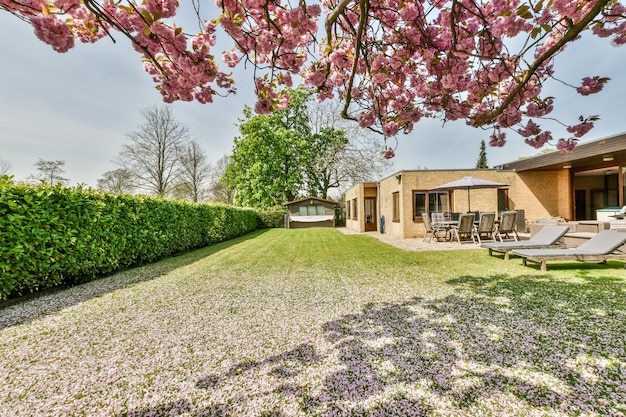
[{"left": 2, "top": 12, "right": 626, "bottom": 187}]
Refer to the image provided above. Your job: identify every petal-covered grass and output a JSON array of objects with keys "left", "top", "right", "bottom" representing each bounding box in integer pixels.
[{"left": 1, "top": 228, "right": 625, "bottom": 416}]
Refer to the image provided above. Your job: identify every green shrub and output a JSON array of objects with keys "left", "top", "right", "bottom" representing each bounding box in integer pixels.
[
  {"left": 255, "top": 206, "right": 287, "bottom": 229},
  {"left": 0, "top": 177, "right": 257, "bottom": 300}
]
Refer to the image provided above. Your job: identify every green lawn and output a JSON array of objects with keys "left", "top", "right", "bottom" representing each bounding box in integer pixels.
[{"left": 1, "top": 228, "right": 625, "bottom": 416}]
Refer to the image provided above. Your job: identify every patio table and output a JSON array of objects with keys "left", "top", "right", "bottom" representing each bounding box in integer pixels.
[{"left": 432, "top": 220, "right": 458, "bottom": 241}]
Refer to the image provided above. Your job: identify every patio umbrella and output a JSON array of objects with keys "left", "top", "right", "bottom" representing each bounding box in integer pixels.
[{"left": 431, "top": 176, "right": 509, "bottom": 212}]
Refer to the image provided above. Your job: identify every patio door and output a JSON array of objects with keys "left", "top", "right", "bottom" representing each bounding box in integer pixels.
[
  {"left": 364, "top": 197, "right": 377, "bottom": 231},
  {"left": 575, "top": 190, "right": 587, "bottom": 220}
]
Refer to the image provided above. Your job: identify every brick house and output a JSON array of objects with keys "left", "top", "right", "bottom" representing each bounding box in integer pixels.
[{"left": 345, "top": 132, "right": 626, "bottom": 239}]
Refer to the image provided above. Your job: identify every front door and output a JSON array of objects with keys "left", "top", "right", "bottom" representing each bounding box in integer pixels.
[{"left": 364, "top": 197, "right": 377, "bottom": 232}]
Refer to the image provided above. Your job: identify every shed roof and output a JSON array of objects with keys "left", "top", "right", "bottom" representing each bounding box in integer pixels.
[
  {"left": 284, "top": 197, "right": 339, "bottom": 206},
  {"left": 496, "top": 132, "right": 626, "bottom": 172}
]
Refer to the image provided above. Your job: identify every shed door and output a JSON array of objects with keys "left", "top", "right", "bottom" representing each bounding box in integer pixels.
[{"left": 365, "top": 197, "right": 377, "bottom": 232}]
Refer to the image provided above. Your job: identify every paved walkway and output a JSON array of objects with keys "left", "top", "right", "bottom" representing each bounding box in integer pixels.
[
  {"left": 338, "top": 228, "right": 531, "bottom": 252},
  {"left": 337, "top": 228, "right": 484, "bottom": 251}
]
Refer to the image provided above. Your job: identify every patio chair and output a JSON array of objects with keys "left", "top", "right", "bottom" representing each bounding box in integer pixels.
[
  {"left": 472, "top": 212, "right": 496, "bottom": 244},
  {"left": 481, "top": 225, "right": 569, "bottom": 260},
  {"left": 512, "top": 230, "right": 626, "bottom": 271},
  {"left": 450, "top": 213, "right": 475, "bottom": 243},
  {"left": 422, "top": 212, "right": 447, "bottom": 242},
  {"left": 495, "top": 210, "right": 519, "bottom": 242},
  {"left": 431, "top": 212, "right": 446, "bottom": 224}
]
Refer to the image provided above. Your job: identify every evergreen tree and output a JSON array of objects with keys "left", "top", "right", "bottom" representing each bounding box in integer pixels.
[{"left": 475, "top": 140, "right": 488, "bottom": 169}]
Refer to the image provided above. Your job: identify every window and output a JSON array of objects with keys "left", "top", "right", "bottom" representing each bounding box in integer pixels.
[
  {"left": 346, "top": 200, "right": 351, "bottom": 219},
  {"left": 353, "top": 199, "right": 358, "bottom": 220},
  {"left": 297, "top": 205, "right": 326, "bottom": 216},
  {"left": 392, "top": 192, "right": 400, "bottom": 222},
  {"left": 414, "top": 192, "right": 426, "bottom": 218},
  {"left": 413, "top": 191, "right": 450, "bottom": 221}
]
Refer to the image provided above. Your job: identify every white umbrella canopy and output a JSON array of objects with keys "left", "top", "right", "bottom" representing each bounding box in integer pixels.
[{"left": 431, "top": 176, "right": 509, "bottom": 212}]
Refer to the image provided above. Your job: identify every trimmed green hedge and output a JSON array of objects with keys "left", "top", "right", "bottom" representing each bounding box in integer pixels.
[
  {"left": 256, "top": 206, "right": 288, "bottom": 229},
  {"left": 0, "top": 178, "right": 258, "bottom": 301}
]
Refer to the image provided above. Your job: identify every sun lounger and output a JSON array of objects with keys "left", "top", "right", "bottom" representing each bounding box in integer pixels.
[
  {"left": 512, "top": 230, "right": 626, "bottom": 271},
  {"left": 482, "top": 225, "right": 569, "bottom": 260}
]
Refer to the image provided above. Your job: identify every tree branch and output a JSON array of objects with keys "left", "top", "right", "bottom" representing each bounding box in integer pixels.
[{"left": 481, "top": 0, "right": 610, "bottom": 125}]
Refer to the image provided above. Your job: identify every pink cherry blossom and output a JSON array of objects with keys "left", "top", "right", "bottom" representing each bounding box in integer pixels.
[
  {"left": 517, "top": 120, "right": 541, "bottom": 138},
  {"left": 31, "top": 15, "right": 74, "bottom": 53},
  {"left": 382, "top": 121, "right": 400, "bottom": 137},
  {"left": 145, "top": 0, "right": 178, "bottom": 18},
  {"left": 556, "top": 137, "right": 578, "bottom": 152},
  {"left": 276, "top": 93, "right": 290, "bottom": 110},
  {"left": 382, "top": 146, "right": 395, "bottom": 159},
  {"left": 222, "top": 51, "right": 241, "bottom": 68},
  {"left": 357, "top": 112, "right": 376, "bottom": 128},
  {"left": 525, "top": 99, "right": 554, "bottom": 118},
  {"left": 525, "top": 131, "right": 552, "bottom": 149},
  {"left": 489, "top": 130, "right": 506, "bottom": 147},
  {"left": 254, "top": 99, "right": 273, "bottom": 114},
  {"left": 567, "top": 121, "right": 594, "bottom": 138},
  {"left": 576, "top": 76, "right": 606, "bottom": 96}
]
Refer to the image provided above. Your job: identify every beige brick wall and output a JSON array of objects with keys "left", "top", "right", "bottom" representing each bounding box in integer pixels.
[
  {"left": 511, "top": 171, "right": 570, "bottom": 221},
  {"left": 344, "top": 182, "right": 377, "bottom": 232},
  {"left": 344, "top": 184, "right": 359, "bottom": 231}
]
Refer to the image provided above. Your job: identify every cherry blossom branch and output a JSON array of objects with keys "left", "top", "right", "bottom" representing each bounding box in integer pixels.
[
  {"left": 341, "top": 0, "right": 368, "bottom": 120},
  {"left": 481, "top": 0, "right": 611, "bottom": 125}
]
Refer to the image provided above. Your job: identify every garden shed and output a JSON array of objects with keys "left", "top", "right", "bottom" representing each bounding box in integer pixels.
[{"left": 284, "top": 197, "right": 338, "bottom": 229}]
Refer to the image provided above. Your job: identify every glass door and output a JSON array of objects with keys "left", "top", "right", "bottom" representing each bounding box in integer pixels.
[{"left": 364, "top": 197, "right": 377, "bottom": 232}]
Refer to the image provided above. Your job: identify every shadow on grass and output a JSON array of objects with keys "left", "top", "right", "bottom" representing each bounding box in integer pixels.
[
  {"left": 0, "top": 230, "right": 268, "bottom": 330},
  {"left": 122, "top": 273, "right": 626, "bottom": 416}
]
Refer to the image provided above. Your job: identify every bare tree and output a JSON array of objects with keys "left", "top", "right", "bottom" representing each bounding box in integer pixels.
[
  {"left": 211, "top": 154, "right": 235, "bottom": 204},
  {"left": 116, "top": 105, "right": 190, "bottom": 197},
  {"left": 174, "top": 140, "right": 211, "bottom": 202},
  {"left": 97, "top": 168, "right": 136, "bottom": 194},
  {"left": 306, "top": 99, "right": 394, "bottom": 199},
  {"left": 33, "top": 159, "right": 68, "bottom": 186},
  {"left": 0, "top": 159, "right": 12, "bottom": 176}
]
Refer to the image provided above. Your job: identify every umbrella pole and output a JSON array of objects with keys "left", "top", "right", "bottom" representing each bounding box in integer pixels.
[{"left": 467, "top": 188, "right": 471, "bottom": 212}]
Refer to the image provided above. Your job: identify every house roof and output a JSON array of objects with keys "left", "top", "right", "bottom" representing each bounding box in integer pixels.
[
  {"left": 284, "top": 197, "right": 339, "bottom": 206},
  {"left": 496, "top": 131, "right": 626, "bottom": 172}
]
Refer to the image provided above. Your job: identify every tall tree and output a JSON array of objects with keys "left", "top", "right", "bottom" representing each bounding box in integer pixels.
[
  {"left": 33, "top": 159, "right": 68, "bottom": 186},
  {"left": 116, "top": 105, "right": 190, "bottom": 197},
  {"left": 174, "top": 140, "right": 211, "bottom": 202},
  {"left": 302, "top": 128, "right": 349, "bottom": 199},
  {"left": 209, "top": 154, "right": 235, "bottom": 204},
  {"left": 223, "top": 88, "right": 323, "bottom": 207},
  {"left": 305, "top": 98, "right": 394, "bottom": 198},
  {"left": 6, "top": 0, "right": 623, "bottom": 150},
  {"left": 475, "top": 140, "right": 488, "bottom": 169},
  {"left": 97, "top": 168, "right": 135, "bottom": 194},
  {"left": 224, "top": 91, "right": 393, "bottom": 205}
]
